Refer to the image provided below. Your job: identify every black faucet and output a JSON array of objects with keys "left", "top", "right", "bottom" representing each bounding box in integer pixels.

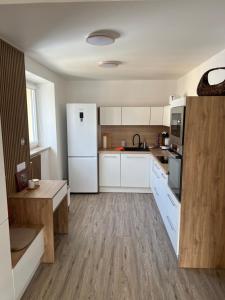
[{"left": 133, "top": 134, "right": 142, "bottom": 148}]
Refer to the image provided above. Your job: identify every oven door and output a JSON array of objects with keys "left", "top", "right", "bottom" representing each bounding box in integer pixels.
[
  {"left": 170, "top": 106, "right": 185, "bottom": 146},
  {"left": 168, "top": 155, "right": 182, "bottom": 201}
]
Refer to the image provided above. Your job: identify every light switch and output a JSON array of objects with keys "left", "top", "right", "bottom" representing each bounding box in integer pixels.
[{"left": 17, "top": 162, "right": 26, "bottom": 173}]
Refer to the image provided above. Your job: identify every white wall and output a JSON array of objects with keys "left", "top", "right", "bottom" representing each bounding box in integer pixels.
[
  {"left": 66, "top": 80, "right": 177, "bottom": 106},
  {"left": 177, "top": 49, "right": 225, "bottom": 96},
  {"left": 36, "top": 82, "right": 58, "bottom": 179},
  {"left": 25, "top": 57, "right": 67, "bottom": 179}
]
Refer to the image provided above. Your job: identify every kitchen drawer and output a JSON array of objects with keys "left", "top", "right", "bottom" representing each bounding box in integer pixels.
[
  {"left": 152, "top": 181, "right": 161, "bottom": 213},
  {"left": 152, "top": 159, "right": 167, "bottom": 186},
  {"left": 164, "top": 214, "right": 179, "bottom": 255},
  {"left": 152, "top": 176, "right": 166, "bottom": 220},
  {"left": 164, "top": 187, "right": 180, "bottom": 228},
  {"left": 53, "top": 184, "right": 67, "bottom": 211}
]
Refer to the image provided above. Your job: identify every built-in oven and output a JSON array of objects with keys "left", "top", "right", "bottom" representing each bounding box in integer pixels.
[
  {"left": 168, "top": 153, "right": 182, "bottom": 201},
  {"left": 168, "top": 105, "right": 186, "bottom": 201},
  {"left": 170, "top": 106, "right": 185, "bottom": 155}
]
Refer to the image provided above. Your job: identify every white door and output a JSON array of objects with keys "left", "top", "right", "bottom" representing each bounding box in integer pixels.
[
  {"left": 68, "top": 157, "right": 98, "bottom": 193},
  {"left": 150, "top": 107, "right": 164, "bottom": 125},
  {"left": 99, "top": 153, "right": 121, "bottom": 187},
  {"left": 122, "top": 107, "right": 150, "bottom": 125},
  {"left": 121, "top": 154, "right": 150, "bottom": 188},
  {"left": 0, "top": 119, "right": 8, "bottom": 224},
  {"left": 100, "top": 107, "right": 121, "bottom": 125},
  {"left": 163, "top": 105, "right": 171, "bottom": 127},
  {"left": 0, "top": 220, "right": 14, "bottom": 300},
  {"left": 67, "top": 103, "right": 97, "bottom": 157}
]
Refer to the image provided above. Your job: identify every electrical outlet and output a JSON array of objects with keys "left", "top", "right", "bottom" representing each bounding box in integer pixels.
[{"left": 17, "top": 162, "right": 26, "bottom": 173}]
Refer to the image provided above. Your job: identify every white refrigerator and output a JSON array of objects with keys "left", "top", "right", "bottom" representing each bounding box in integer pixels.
[{"left": 67, "top": 103, "right": 98, "bottom": 193}]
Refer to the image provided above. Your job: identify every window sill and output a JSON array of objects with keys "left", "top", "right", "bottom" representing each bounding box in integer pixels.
[{"left": 30, "top": 146, "right": 50, "bottom": 158}]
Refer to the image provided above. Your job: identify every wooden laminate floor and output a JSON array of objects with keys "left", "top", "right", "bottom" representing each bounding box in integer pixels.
[{"left": 22, "top": 193, "right": 225, "bottom": 300}]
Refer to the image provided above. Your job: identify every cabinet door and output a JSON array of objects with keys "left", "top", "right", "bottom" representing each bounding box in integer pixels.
[
  {"left": 0, "top": 220, "right": 14, "bottom": 300},
  {"left": 163, "top": 105, "right": 171, "bottom": 127},
  {"left": 100, "top": 107, "right": 121, "bottom": 125},
  {"left": 150, "top": 107, "right": 164, "bottom": 125},
  {"left": 122, "top": 107, "right": 150, "bottom": 125},
  {"left": 99, "top": 153, "right": 121, "bottom": 187},
  {"left": 0, "top": 120, "right": 8, "bottom": 224},
  {"left": 121, "top": 154, "right": 150, "bottom": 188}
]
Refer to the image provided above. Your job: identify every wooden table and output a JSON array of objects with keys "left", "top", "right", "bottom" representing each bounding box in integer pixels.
[{"left": 8, "top": 180, "right": 68, "bottom": 263}]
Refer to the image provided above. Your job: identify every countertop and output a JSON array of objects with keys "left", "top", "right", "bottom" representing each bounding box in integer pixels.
[{"left": 98, "top": 148, "right": 171, "bottom": 174}]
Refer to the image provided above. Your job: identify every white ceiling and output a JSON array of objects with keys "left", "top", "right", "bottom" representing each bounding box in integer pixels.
[{"left": 0, "top": 1, "right": 225, "bottom": 80}]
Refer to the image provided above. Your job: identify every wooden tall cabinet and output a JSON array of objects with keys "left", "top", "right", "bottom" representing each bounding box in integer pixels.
[{"left": 179, "top": 96, "right": 225, "bottom": 268}]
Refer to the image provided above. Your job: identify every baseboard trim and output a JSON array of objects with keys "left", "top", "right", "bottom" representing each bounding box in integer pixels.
[{"left": 100, "top": 187, "right": 152, "bottom": 193}]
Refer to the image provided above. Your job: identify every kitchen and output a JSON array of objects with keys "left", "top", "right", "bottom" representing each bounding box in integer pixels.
[{"left": 0, "top": 1, "right": 225, "bottom": 300}]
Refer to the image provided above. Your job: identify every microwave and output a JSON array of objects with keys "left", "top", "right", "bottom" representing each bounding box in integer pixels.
[{"left": 170, "top": 106, "right": 185, "bottom": 155}]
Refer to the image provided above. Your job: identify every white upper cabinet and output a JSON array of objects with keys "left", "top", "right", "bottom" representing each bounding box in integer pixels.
[
  {"left": 150, "top": 107, "right": 164, "bottom": 125},
  {"left": 163, "top": 105, "right": 171, "bottom": 127},
  {"left": 122, "top": 107, "right": 150, "bottom": 125},
  {"left": 0, "top": 120, "right": 8, "bottom": 225},
  {"left": 100, "top": 107, "right": 122, "bottom": 125}
]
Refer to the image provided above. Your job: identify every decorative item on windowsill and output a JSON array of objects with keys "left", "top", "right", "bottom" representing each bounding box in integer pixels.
[{"left": 197, "top": 67, "right": 225, "bottom": 96}]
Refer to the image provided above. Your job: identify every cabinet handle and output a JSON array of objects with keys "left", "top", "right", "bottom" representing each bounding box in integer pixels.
[
  {"left": 153, "top": 168, "right": 160, "bottom": 179},
  {"left": 167, "top": 193, "right": 176, "bottom": 206},
  {"left": 166, "top": 216, "right": 176, "bottom": 232},
  {"left": 154, "top": 187, "right": 159, "bottom": 196},
  {"left": 161, "top": 172, "right": 167, "bottom": 180},
  {"left": 126, "top": 156, "right": 145, "bottom": 159},
  {"left": 154, "top": 162, "right": 160, "bottom": 170}
]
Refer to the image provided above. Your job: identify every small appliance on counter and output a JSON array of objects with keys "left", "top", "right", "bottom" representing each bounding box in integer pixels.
[{"left": 160, "top": 131, "right": 170, "bottom": 150}]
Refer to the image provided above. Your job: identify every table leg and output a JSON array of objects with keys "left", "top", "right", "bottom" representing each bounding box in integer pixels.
[{"left": 54, "top": 195, "right": 69, "bottom": 234}]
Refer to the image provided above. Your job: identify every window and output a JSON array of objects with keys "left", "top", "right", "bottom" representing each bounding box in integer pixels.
[{"left": 26, "top": 87, "right": 38, "bottom": 149}]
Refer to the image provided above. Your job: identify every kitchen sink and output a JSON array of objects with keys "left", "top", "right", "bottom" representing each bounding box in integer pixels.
[{"left": 123, "top": 147, "right": 149, "bottom": 152}]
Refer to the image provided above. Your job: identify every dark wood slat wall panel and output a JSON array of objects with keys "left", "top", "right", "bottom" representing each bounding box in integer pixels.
[
  {"left": 0, "top": 39, "right": 30, "bottom": 194},
  {"left": 30, "top": 154, "right": 41, "bottom": 179}
]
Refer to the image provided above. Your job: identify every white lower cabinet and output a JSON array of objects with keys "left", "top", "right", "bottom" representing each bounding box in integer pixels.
[
  {"left": 13, "top": 229, "right": 44, "bottom": 300},
  {"left": 151, "top": 157, "right": 180, "bottom": 256},
  {"left": 99, "top": 153, "right": 151, "bottom": 190},
  {"left": 121, "top": 154, "right": 150, "bottom": 188},
  {"left": 99, "top": 153, "right": 121, "bottom": 187},
  {"left": 0, "top": 220, "right": 14, "bottom": 300}
]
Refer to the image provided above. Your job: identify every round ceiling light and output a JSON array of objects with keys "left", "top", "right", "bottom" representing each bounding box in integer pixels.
[
  {"left": 87, "top": 34, "right": 114, "bottom": 46},
  {"left": 86, "top": 30, "right": 120, "bottom": 46},
  {"left": 98, "top": 61, "right": 122, "bottom": 68}
]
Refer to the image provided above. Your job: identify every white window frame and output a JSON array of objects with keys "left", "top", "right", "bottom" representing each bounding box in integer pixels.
[{"left": 26, "top": 82, "right": 39, "bottom": 149}]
